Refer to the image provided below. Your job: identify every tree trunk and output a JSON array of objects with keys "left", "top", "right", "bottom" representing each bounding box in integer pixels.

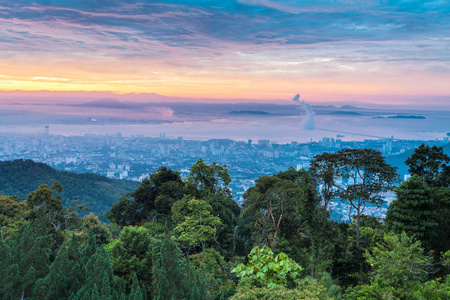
[
  {"left": 312, "top": 255, "right": 317, "bottom": 279},
  {"left": 356, "top": 203, "right": 363, "bottom": 285}
]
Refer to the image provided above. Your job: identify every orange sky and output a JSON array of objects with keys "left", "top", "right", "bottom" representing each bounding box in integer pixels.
[{"left": 0, "top": 1, "right": 449, "bottom": 105}]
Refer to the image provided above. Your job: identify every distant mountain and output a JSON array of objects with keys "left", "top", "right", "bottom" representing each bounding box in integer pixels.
[
  {"left": 0, "top": 160, "right": 139, "bottom": 217},
  {"left": 75, "top": 99, "right": 136, "bottom": 109},
  {"left": 387, "top": 115, "right": 426, "bottom": 119},
  {"left": 228, "top": 110, "right": 274, "bottom": 116},
  {"left": 312, "top": 105, "right": 337, "bottom": 109},
  {"left": 316, "top": 111, "right": 362, "bottom": 116},
  {"left": 373, "top": 115, "right": 426, "bottom": 119},
  {"left": 338, "top": 105, "right": 360, "bottom": 110}
]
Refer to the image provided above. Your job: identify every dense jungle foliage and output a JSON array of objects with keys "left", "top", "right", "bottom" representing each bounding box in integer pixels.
[{"left": 1, "top": 144, "right": 449, "bottom": 299}]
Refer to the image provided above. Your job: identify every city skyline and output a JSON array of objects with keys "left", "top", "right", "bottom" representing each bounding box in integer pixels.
[{"left": 0, "top": 0, "right": 449, "bottom": 107}]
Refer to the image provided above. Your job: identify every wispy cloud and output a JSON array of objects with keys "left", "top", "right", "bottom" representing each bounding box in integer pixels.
[{"left": 0, "top": 0, "right": 448, "bottom": 102}]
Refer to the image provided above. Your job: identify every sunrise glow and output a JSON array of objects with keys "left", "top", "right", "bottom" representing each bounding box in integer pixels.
[{"left": 0, "top": 1, "right": 449, "bottom": 104}]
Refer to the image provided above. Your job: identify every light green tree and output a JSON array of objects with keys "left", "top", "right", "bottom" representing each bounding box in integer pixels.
[
  {"left": 232, "top": 246, "right": 303, "bottom": 289},
  {"left": 174, "top": 198, "right": 222, "bottom": 252},
  {"left": 365, "top": 231, "right": 430, "bottom": 296}
]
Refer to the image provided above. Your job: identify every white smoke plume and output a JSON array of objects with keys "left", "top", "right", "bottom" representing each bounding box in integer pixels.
[{"left": 292, "top": 93, "right": 316, "bottom": 130}]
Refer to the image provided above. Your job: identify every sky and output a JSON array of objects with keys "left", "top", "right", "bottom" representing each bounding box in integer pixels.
[{"left": 0, "top": 0, "right": 449, "bottom": 105}]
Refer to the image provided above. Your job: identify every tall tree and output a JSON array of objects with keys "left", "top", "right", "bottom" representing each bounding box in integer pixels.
[
  {"left": 241, "top": 172, "right": 301, "bottom": 249},
  {"left": 309, "top": 155, "right": 338, "bottom": 212},
  {"left": 311, "top": 148, "right": 398, "bottom": 284},
  {"left": 0, "top": 219, "right": 52, "bottom": 299},
  {"left": 405, "top": 144, "right": 450, "bottom": 187},
  {"left": 184, "top": 159, "right": 240, "bottom": 257},
  {"left": 152, "top": 234, "right": 206, "bottom": 300},
  {"left": 386, "top": 175, "right": 437, "bottom": 251},
  {"left": 404, "top": 144, "right": 450, "bottom": 262},
  {"left": 27, "top": 183, "right": 65, "bottom": 231},
  {"left": 297, "top": 171, "right": 334, "bottom": 279},
  {"left": 366, "top": 231, "right": 431, "bottom": 296}
]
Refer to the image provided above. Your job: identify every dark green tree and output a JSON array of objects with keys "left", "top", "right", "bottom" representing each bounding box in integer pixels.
[
  {"left": 152, "top": 234, "right": 206, "bottom": 300},
  {"left": 386, "top": 175, "right": 437, "bottom": 251},
  {"left": 403, "top": 145, "right": 450, "bottom": 260},
  {"left": 297, "top": 171, "right": 335, "bottom": 279},
  {"left": 106, "top": 226, "right": 154, "bottom": 294},
  {"left": 107, "top": 167, "right": 184, "bottom": 226},
  {"left": 345, "top": 231, "right": 431, "bottom": 299},
  {"left": 0, "top": 219, "right": 52, "bottom": 299},
  {"left": 405, "top": 144, "right": 450, "bottom": 187},
  {"left": 185, "top": 159, "right": 231, "bottom": 199},
  {"left": 241, "top": 170, "right": 302, "bottom": 249},
  {"left": 27, "top": 183, "right": 65, "bottom": 231}
]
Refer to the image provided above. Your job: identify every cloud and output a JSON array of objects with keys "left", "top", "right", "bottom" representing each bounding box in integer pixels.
[
  {"left": 0, "top": 0, "right": 448, "bottom": 101},
  {"left": 2, "top": 0, "right": 448, "bottom": 53}
]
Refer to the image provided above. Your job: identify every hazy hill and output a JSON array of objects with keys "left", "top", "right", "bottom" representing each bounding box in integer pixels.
[
  {"left": 0, "top": 159, "right": 139, "bottom": 217},
  {"left": 386, "top": 142, "right": 450, "bottom": 179},
  {"left": 75, "top": 99, "right": 136, "bottom": 109}
]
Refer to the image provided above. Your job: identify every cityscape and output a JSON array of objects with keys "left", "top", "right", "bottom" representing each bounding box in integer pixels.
[{"left": 2, "top": 127, "right": 448, "bottom": 221}]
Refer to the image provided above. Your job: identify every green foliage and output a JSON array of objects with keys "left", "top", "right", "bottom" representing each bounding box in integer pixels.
[
  {"left": 107, "top": 166, "right": 183, "bottom": 226},
  {"left": 0, "top": 195, "right": 30, "bottom": 240},
  {"left": 311, "top": 149, "right": 398, "bottom": 211},
  {"left": 343, "top": 283, "right": 395, "bottom": 300},
  {"left": 185, "top": 158, "right": 232, "bottom": 199},
  {"left": 184, "top": 159, "right": 240, "bottom": 258},
  {"left": 190, "top": 248, "right": 237, "bottom": 299},
  {"left": 106, "top": 226, "right": 154, "bottom": 294},
  {"left": 152, "top": 234, "right": 206, "bottom": 300},
  {"left": 77, "top": 213, "right": 112, "bottom": 245},
  {"left": 312, "top": 272, "right": 342, "bottom": 299},
  {"left": 174, "top": 198, "right": 222, "bottom": 251},
  {"left": 311, "top": 149, "right": 398, "bottom": 284},
  {"left": 344, "top": 277, "right": 450, "bottom": 300},
  {"left": 405, "top": 143, "right": 450, "bottom": 187},
  {"left": 431, "top": 187, "right": 450, "bottom": 259},
  {"left": 2, "top": 155, "right": 450, "bottom": 298},
  {"left": 386, "top": 175, "right": 437, "bottom": 251},
  {"left": 0, "top": 159, "right": 138, "bottom": 217},
  {"left": 329, "top": 222, "right": 363, "bottom": 289},
  {"left": 414, "top": 278, "right": 450, "bottom": 299},
  {"left": 0, "top": 219, "right": 52, "bottom": 298},
  {"left": 365, "top": 231, "right": 431, "bottom": 294},
  {"left": 232, "top": 246, "right": 302, "bottom": 289},
  {"left": 240, "top": 169, "right": 303, "bottom": 249},
  {"left": 296, "top": 171, "right": 336, "bottom": 279},
  {"left": 230, "top": 278, "right": 332, "bottom": 300}
]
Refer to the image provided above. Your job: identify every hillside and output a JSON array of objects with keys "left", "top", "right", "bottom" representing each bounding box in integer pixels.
[
  {"left": 386, "top": 142, "right": 450, "bottom": 179},
  {"left": 0, "top": 159, "right": 139, "bottom": 216}
]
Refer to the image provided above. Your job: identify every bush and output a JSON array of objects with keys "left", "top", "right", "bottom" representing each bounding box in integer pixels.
[{"left": 230, "top": 279, "right": 332, "bottom": 300}]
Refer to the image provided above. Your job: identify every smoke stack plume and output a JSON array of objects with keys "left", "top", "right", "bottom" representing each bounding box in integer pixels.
[{"left": 292, "top": 93, "right": 316, "bottom": 130}]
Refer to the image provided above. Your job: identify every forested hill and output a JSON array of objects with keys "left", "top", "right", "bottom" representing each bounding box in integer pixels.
[{"left": 0, "top": 159, "right": 139, "bottom": 216}]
